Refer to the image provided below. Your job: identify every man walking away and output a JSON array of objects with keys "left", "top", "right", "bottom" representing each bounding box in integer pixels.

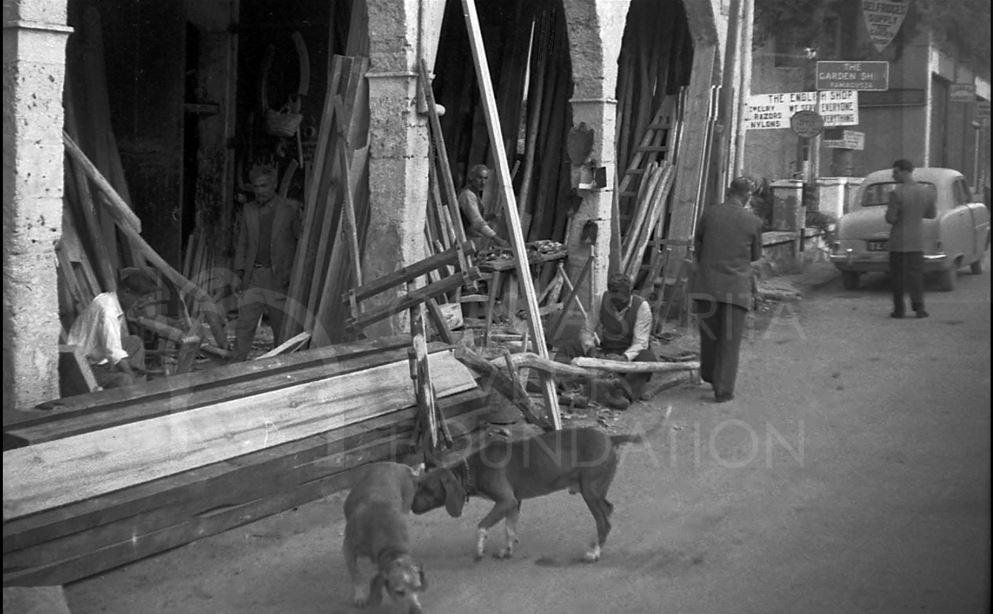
[
  {"left": 885, "top": 159, "right": 937, "bottom": 318},
  {"left": 689, "top": 177, "right": 764, "bottom": 403}
]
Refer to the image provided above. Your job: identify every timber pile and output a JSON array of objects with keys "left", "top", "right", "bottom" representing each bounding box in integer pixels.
[
  {"left": 283, "top": 54, "right": 371, "bottom": 348},
  {"left": 2, "top": 338, "right": 489, "bottom": 586},
  {"left": 614, "top": 0, "right": 693, "bottom": 292}
]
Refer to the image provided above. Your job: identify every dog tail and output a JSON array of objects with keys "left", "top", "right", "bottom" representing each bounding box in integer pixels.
[{"left": 609, "top": 405, "right": 672, "bottom": 447}]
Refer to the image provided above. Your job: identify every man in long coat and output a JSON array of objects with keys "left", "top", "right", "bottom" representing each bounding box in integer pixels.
[{"left": 689, "top": 177, "right": 764, "bottom": 402}]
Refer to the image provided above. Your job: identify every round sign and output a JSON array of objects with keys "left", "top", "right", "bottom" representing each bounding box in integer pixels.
[{"left": 790, "top": 110, "right": 824, "bottom": 138}]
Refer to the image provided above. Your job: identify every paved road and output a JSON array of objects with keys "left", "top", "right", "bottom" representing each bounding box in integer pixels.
[{"left": 66, "top": 261, "right": 991, "bottom": 614}]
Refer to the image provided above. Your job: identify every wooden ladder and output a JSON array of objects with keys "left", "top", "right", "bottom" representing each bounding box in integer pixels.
[{"left": 617, "top": 95, "right": 679, "bottom": 206}]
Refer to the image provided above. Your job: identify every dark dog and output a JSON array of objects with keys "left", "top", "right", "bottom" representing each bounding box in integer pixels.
[
  {"left": 343, "top": 462, "right": 427, "bottom": 613},
  {"left": 411, "top": 426, "right": 649, "bottom": 562}
]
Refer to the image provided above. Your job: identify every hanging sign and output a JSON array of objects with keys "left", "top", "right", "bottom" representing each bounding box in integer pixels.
[
  {"left": 862, "top": 0, "right": 909, "bottom": 53},
  {"left": 745, "top": 90, "right": 859, "bottom": 130},
  {"left": 823, "top": 129, "right": 866, "bottom": 150},
  {"left": 949, "top": 83, "right": 976, "bottom": 103}
]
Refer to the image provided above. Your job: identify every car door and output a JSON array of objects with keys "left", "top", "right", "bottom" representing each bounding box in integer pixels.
[
  {"left": 955, "top": 179, "right": 991, "bottom": 259},
  {"left": 942, "top": 178, "right": 973, "bottom": 261}
]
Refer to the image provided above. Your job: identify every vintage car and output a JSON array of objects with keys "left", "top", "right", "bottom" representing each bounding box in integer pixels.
[{"left": 829, "top": 167, "right": 990, "bottom": 291}]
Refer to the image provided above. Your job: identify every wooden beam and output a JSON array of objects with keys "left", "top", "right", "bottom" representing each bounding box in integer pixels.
[
  {"left": 348, "top": 244, "right": 469, "bottom": 303},
  {"left": 454, "top": 345, "right": 551, "bottom": 430},
  {"left": 62, "top": 132, "right": 141, "bottom": 234},
  {"left": 3, "top": 351, "right": 477, "bottom": 520},
  {"left": 347, "top": 270, "right": 481, "bottom": 331},
  {"left": 461, "top": 0, "right": 560, "bottom": 429},
  {"left": 571, "top": 356, "right": 700, "bottom": 373}
]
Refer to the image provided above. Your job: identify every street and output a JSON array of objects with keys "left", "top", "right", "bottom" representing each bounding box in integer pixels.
[{"left": 65, "top": 261, "right": 991, "bottom": 614}]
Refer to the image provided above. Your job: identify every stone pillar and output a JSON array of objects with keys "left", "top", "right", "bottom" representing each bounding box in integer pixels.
[
  {"left": 362, "top": 0, "right": 446, "bottom": 337},
  {"left": 562, "top": 0, "right": 630, "bottom": 312},
  {"left": 3, "top": 1, "right": 72, "bottom": 411}
]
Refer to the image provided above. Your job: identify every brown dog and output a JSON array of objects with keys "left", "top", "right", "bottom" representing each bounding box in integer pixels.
[
  {"left": 343, "top": 462, "right": 427, "bottom": 613},
  {"left": 411, "top": 426, "right": 648, "bottom": 562}
]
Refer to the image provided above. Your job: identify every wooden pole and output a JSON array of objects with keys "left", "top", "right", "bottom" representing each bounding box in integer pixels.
[
  {"left": 462, "top": 0, "right": 562, "bottom": 430},
  {"left": 461, "top": 0, "right": 560, "bottom": 429}
]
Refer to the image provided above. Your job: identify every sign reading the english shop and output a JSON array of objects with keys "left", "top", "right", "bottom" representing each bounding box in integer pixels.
[
  {"left": 745, "top": 90, "right": 859, "bottom": 130},
  {"left": 862, "top": 0, "right": 908, "bottom": 53}
]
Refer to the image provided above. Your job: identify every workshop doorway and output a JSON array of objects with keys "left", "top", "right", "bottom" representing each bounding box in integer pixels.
[{"left": 433, "top": 0, "right": 574, "bottom": 244}]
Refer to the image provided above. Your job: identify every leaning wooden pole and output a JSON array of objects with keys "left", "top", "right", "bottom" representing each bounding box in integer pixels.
[{"left": 461, "top": 0, "right": 560, "bottom": 429}]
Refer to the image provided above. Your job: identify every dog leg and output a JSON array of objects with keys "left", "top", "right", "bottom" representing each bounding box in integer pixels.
[
  {"left": 343, "top": 537, "right": 368, "bottom": 606},
  {"left": 475, "top": 527, "right": 488, "bottom": 561},
  {"left": 475, "top": 499, "right": 517, "bottom": 561},
  {"left": 496, "top": 503, "right": 521, "bottom": 559}
]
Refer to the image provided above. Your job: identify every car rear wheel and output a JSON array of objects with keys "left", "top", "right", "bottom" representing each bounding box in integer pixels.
[
  {"left": 970, "top": 258, "right": 983, "bottom": 275},
  {"left": 938, "top": 268, "right": 957, "bottom": 291},
  {"left": 841, "top": 271, "right": 860, "bottom": 290}
]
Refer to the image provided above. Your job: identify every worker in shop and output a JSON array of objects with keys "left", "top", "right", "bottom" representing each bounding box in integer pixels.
[
  {"left": 231, "top": 163, "right": 303, "bottom": 360},
  {"left": 458, "top": 164, "right": 509, "bottom": 250},
  {"left": 65, "top": 268, "right": 156, "bottom": 389},
  {"left": 556, "top": 272, "right": 656, "bottom": 409}
]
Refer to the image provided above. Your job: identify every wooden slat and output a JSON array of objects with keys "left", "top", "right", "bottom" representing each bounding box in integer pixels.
[
  {"left": 18, "top": 336, "right": 413, "bottom": 423},
  {"left": 347, "top": 270, "right": 481, "bottom": 331},
  {"left": 462, "top": 0, "right": 560, "bottom": 429},
  {"left": 348, "top": 245, "right": 467, "bottom": 303},
  {"left": 3, "top": 351, "right": 476, "bottom": 520},
  {"left": 6, "top": 343, "right": 443, "bottom": 446}
]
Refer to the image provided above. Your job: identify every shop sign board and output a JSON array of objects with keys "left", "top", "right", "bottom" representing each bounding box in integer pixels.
[
  {"left": 745, "top": 90, "right": 859, "bottom": 130},
  {"left": 816, "top": 61, "right": 889, "bottom": 91}
]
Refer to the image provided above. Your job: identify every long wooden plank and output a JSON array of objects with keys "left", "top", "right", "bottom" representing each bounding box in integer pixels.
[
  {"left": 461, "top": 0, "right": 560, "bottom": 429},
  {"left": 571, "top": 356, "right": 700, "bottom": 373},
  {"left": 16, "top": 336, "right": 414, "bottom": 423},
  {"left": 6, "top": 345, "right": 429, "bottom": 446},
  {"left": 3, "top": 351, "right": 476, "bottom": 520},
  {"left": 347, "top": 270, "right": 481, "bottom": 331},
  {"left": 2, "top": 391, "right": 485, "bottom": 554}
]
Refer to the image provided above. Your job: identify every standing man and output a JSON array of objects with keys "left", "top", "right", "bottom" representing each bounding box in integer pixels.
[
  {"left": 232, "top": 164, "right": 303, "bottom": 360},
  {"left": 885, "top": 159, "right": 937, "bottom": 318},
  {"left": 689, "top": 177, "right": 764, "bottom": 403},
  {"left": 458, "top": 164, "right": 509, "bottom": 249}
]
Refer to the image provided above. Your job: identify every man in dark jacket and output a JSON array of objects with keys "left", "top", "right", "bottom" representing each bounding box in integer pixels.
[
  {"left": 885, "top": 159, "right": 937, "bottom": 318},
  {"left": 232, "top": 164, "right": 303, "bottom": 360},
  {"left": 689, "top": 177, "right": 764, "bottom": 402}
]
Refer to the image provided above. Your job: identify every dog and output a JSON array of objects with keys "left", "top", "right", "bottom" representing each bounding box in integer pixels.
[
  {"left": 411, "top": 426, "right": 653, "bottom": 562},
  {"left": 343, "top": 462, "right": 427, "bottom": 613}
]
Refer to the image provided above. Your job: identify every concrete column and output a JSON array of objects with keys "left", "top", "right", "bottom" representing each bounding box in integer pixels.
[
  {"left": 362, "top": 0, "right": 445, "bottom": 336},
  {"left": 3, "top": 0, "right": 72, "bottom": 411},
  {"left": 562, "top": 0, "right": 629, "bottom": 311}
]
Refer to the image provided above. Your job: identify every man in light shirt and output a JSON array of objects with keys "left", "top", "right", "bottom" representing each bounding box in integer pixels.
[
  {"left": 557, "top": 273, "right": 656, "bottom": 408},
  {"left": 66, "top": 292, "right": 144, "bottom": 389}
]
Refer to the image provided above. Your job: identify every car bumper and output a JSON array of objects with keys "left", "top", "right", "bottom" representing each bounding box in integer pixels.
[{"left": 829, "top": 251, "right": 949, "bottom": 273}]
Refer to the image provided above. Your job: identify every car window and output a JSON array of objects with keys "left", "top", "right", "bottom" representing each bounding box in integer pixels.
[
  {"left": 861, "top": 182, "right": 937, "bottom": 207},
  {"left": 953, "top": 179, "right": 971, "bottom": 205}
]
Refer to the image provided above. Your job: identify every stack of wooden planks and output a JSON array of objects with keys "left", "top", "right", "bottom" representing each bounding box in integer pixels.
[
  {"left": 283, "top": 54, "right": 371, "bottom": 348},
  {"left": 2, "top": 337, "right": 489, "bottom": 586}
]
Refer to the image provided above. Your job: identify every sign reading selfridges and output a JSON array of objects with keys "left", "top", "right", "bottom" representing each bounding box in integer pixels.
[{"left": 745, "top": 90, "right": 859, "bottom": 130}]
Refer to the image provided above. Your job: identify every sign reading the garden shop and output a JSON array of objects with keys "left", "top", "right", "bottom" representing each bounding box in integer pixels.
[{"left": 862, "top": 0, "right": 909, "bottom": 53}]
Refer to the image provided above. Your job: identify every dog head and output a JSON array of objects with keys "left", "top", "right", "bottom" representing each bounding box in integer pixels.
[
  {"left": 370, "top": 553, "right": 426, "bottom": 614},
  {"left": 411, "top": 467, "right": 465, "bottom": 517}
]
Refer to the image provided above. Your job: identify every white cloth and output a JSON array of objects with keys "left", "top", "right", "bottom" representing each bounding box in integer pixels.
[
  {"left": 581, "top": 295, "right": 652, "bottom": 362},
  {"left": 66, "top": 292, "right": 129, "bottom": 366}
]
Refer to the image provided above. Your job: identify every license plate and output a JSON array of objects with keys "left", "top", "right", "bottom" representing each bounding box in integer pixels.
[{"left": 867, "top": 240, "right": 887, "bottom": 252}]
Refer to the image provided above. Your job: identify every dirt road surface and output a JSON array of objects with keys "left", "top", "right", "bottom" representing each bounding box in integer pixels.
[{"left": 65, "top": 261, "right": 991, "bottom": 614}]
